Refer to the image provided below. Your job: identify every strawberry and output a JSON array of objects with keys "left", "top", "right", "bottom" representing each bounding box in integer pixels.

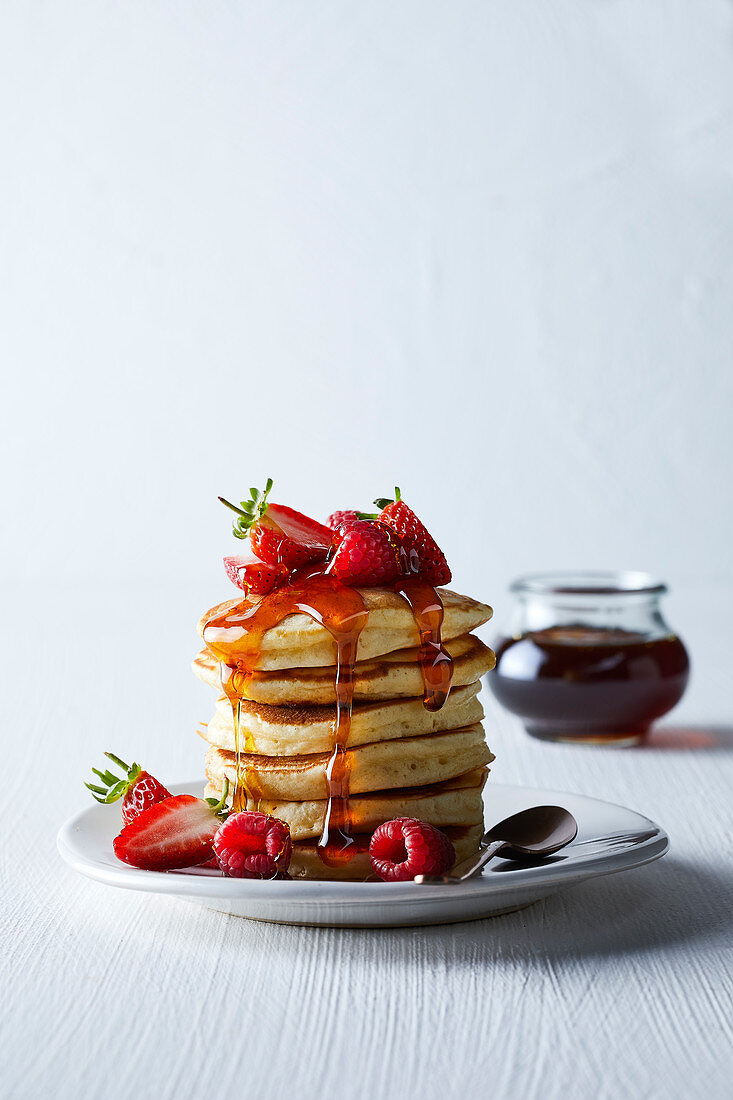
[
  {"left": 327, "top": 519, "right": 402, "bottom": 587},
  {"left": 374, "top": 488, "right": 451, "bottom": 586},
  {"left": 327, "top": 509, "right": 360, "bottom": 533},
  {"left": 219, "top": 480, "right": 332, "bottom": 569},
  {"left": 86, "top": 753, "right": 171, "bottom": 825},
  {"left": 113, "top": 783, "right": 229, "bottom": 871},
  {"left": 223, "top": 551, "right": 289, "bottom": 596}
]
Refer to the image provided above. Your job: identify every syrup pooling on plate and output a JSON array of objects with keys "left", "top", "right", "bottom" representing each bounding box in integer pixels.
[
  {"left": 203, "top": 573, "right": 369, "bottom": 860},
  {"left": 395, "top": 577, "right": 454, "bottom": 711}
]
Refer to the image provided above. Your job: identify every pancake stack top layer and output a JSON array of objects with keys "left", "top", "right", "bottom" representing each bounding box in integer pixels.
[{"left": 195, "top": 583, "right": 496, "bottom": 880}]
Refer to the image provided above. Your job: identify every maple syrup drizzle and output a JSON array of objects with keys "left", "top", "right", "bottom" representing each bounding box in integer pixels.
[
  {"left": 202, "top": 573, "right": 369, "bottom": 861},
  {"left": 394, "top": 577, "right": 454, "bottom": 710},
  {"left": 202, "top": 569, "right": 453, "bottom": 871},
  {"left": 316, "top": 626, "right": 363, "bottom": 867}
]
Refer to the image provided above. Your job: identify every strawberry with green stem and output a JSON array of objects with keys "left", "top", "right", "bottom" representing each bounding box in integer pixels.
[
  {"left": 369, "top": 487, "right": 451, "bottom": 586},
  {"left": 86, "top": 753, "right": 171, "bottom": 825},
  {"left": 219, "top": 479, "right": 332, "bottom": 569}
]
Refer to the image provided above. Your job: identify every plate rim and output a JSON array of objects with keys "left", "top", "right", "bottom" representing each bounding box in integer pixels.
[{"left": 57, "top": 780, "right": 669, "bottom": 906}]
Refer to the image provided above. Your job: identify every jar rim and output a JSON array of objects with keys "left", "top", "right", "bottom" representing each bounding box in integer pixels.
[{"left": 510, "top": 571, "right": 668, "bottom": 597}]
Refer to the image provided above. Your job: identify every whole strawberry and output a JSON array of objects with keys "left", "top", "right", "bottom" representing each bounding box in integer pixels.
[
  {"left": 327, "top": 509, "right": 360, "bottom": 533},
  {"left": 219, "top": 480, "right": 332, "bottom": 569},
  {"left": 374, "top": 488, "right": 451, "bottom": 586},
  {"left": 113, "top": 784, "right": 229, "bottom": 871},
  {"left": 328, "top": 519, "right": 402, "bottom": 587},
  {"left": 214, "top": 811, "right": 292, "bottom": 878},
  {"left": 86, "top": 753, "right": 171, "bottom": 825},
  {"left": 369, "top": 817, "right": 455, "bottom": 882}
]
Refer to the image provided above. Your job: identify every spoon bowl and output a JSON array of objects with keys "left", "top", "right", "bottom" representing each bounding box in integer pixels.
[
  {"left": 415, "top": 805, "right": 578, "bottom": 884},
  {"left": 487, "top": 804, "right": 578, "bottom": 858}
]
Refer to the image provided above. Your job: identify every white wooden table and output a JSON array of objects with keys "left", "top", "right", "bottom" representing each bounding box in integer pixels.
[{"left": 2, "top": 582, "right": 731, "bottom": 1100}]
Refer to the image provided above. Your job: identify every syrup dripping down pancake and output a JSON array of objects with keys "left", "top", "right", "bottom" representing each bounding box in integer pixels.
[
  {"left": 193, "top": 632, "right": 495, "bottom": 704},
  {"left": 199, "top": 587, "right": 492, "bottom": 671},
  {"left": 200, "top": 681, "right": 484, "bottom": 756},
  {"left": 204, "top": 766, "right": 488, "bottom": 841},
  {"left": 204, "top": 723, "right": 493, "bottom": 803}
]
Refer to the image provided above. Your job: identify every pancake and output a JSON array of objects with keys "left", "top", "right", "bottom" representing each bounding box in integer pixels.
[
  {"left": 193, "top": 631, "right": 495, "bottom": 703},
  {"left": 201, "top": 681, "right": 484, "bottom": 756},
  {"left": 204, "top": 723, "right": 493, "bottom": 802},
  {"left": 204, "top": 766, "right": 488, "bottom": 841},
  {"left": 199, "top": 587, "right": 493, "bottom": 671},
  {"left": 287, "top": 824, "right": 484, "bottom": 881}
]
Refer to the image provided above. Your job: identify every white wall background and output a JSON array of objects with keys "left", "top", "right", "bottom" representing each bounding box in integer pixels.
[{"left": 2, "top": 1, "right": 732, "bottom": 642}]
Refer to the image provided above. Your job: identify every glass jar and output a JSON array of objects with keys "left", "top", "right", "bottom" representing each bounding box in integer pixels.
[{"left": 487, "top": 572, "right": 690, "bottom": 746}]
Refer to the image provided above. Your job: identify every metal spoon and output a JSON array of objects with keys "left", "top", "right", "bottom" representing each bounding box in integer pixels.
[{"left": 414, "top": 805, "right": 578, "bottom": 884}]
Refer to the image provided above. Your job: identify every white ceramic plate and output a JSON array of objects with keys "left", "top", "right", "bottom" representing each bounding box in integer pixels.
[{"left": 57, "top": 782, "right": 668, "bottom": 927}]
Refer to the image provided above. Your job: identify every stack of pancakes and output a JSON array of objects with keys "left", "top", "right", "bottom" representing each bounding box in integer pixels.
[{"left": 194, "top": 588, "right": 496, "bottom": 879}]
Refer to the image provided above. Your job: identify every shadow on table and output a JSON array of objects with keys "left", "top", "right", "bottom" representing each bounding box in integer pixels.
[
  {"left": 212, "top": 856, "right": 732, "bottom": 968},
  {"left": 642, "top": 725, "right": 733, "bottom": 751},
  {"left": 401, "top": 857, "right": 733, "bottom": 964}
]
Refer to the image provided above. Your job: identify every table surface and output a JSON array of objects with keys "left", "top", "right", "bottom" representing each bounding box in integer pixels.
[{"left": 2, "top": 582, "right": 732, "bottom": 1100}]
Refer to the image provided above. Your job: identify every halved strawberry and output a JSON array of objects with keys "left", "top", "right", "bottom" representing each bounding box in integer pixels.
[
  {"left": 219, "top": 480, "right": 331, "bottom": 569},
  {"left": 86, "top": 753, "right": 171, "bottom": 825},
  {"left": 223, "top": 550, "right": 290, "bottom": 596},
  {"left": 251, "top": 506, "right": 332, "bottom": 568},
  {"left": 374, "top": 488, "right": 452, "bottom": 586},
  {"left": 113, "top": 783, "right": 229, "bottom": 871}
]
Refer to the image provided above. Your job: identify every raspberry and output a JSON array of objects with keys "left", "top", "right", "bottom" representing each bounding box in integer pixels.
[
  {"left": 369, "top": 818, "right": 456, "bottom": 882},
  {"left": 328, "top": 520, "right": 401, "bottom": 587},
  {"left": 213, "top": 812, "right": 292, "bottom": 879},
  {"left": 327, "top": 509, "right": 361, "bottom": 533}
]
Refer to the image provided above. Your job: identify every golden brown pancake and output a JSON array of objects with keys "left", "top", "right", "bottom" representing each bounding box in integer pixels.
[
  {"left": 193, "top": 632, "right": 495, "bottom": 704},
  {"left": 204, "top": 766, "right": 488, "bottom": 841},
  {"left": 204, "top": 723, "right": 493, "bottom": 802},
  {"left": 200, "top": 681, "right": 484, "bottom": 755},
  {"left": 287, "top": 824, "right": 485, "bottom": 881},
  {"left": 198, "top": 587, "right": 493, "bottom": 671}
]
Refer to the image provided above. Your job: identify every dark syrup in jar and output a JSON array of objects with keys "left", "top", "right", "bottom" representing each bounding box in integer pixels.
[{"left": 490, "top": 626, "right": 689, "bottom": 744}]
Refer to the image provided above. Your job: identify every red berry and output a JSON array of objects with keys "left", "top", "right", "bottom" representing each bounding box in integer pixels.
[
  {"left": 223, "top": 553, "right": 290, "bottom": 596},
  {"left": 122, "top": 772, "right": 171, "bottom": 825},
  {"left": 376, "top": 490, "right": 451, "bottom": 585},
  {"left": 86, "top": 753, "right": 170, "bottom": 824},
  {"left": 113, "top": 794, "right": 226, "bottom": 871},
  {"left": 219, "top": 482, "right": 331, "bottom": 570},
  {"left": 250, "top": 505, "right": 331, "bottom": 569},
  {"left": 328, "top": 520, "right": 401, "bottom": 587},
  {"left": 213, "top": 812, "right": 292, "bottom": 879},
  {"left": 369, "top": 817, "right": 455, "bottom": 882},
  {"left": 327, "top": 509, "right": 360, "bottom": 533}
]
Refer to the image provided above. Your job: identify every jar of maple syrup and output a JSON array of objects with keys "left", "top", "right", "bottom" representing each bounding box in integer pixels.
[{"left": 488, "top": 572, "right": 690, "bottom": 746}]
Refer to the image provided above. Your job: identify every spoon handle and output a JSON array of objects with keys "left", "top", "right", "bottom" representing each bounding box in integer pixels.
[{"left": 452, "top": 839, "right": 506, "bottom": 881}]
